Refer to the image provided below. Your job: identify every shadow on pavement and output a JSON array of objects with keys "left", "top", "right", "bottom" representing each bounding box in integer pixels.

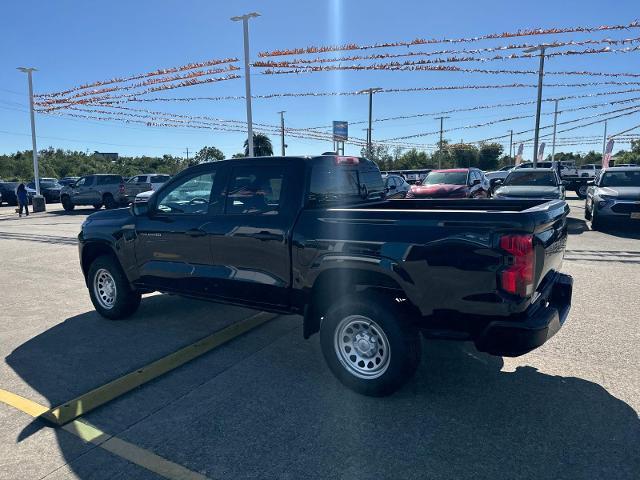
[
  {"left": 566, "top": 217, "right": 589, "bottom": 235},
  {"left": 5, "top": 304, "right": 639, "bottom": 478},
  {"left": 595, "top": 223, "right": 640, "bottom": 240}
]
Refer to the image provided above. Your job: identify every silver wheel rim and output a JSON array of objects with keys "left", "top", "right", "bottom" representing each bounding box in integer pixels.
[
  {"left": 334, "top": 315, "right": 391, "bottom": 379},
  {"left": 93, "top": 268, "right": 117, "bottom": 310}
]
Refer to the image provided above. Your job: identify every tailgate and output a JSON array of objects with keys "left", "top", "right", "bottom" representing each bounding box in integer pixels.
[{"left": 529, "top": 201, "right": 569, "bottom": 291}]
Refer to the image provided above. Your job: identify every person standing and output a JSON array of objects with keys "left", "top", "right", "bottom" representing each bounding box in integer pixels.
[{"left": 16, "top": 183, "right": 29, "bottom": 217}]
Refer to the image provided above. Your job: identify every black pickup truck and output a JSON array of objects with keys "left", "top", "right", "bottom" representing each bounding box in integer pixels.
[{"left": 78, "top": 155, "right": 573, "bottom": 396}]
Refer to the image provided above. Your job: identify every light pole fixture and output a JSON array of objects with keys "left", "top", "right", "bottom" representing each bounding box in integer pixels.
[
  {"left": 17, "top": 67, "right": 42, "bottom": 199},
  {"left": 231, "top": 12, "right": 261, "bottom": 157},
  {"left": 277, "top": 110, "right": 286, "bottom": 156}
]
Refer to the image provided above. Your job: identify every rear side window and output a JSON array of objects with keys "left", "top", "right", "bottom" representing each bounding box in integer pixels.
[
  {"left": 97, "top": 175, "right": 122, "bottom": 185},
  {"left": 150, "top": 175, "right": 170, "bottom": 183},
  {"left": 225, "top": 165, "right": 285, "bottom": 215},
  {"left": 309, "top": 158, "right": 385, "bottom": 205}
]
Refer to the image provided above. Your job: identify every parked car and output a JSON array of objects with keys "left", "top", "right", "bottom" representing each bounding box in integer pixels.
[
  {"left": 614, "top": 163, "right": 638, "bottom": 168},
  {"left": 134, "top": 190, "right": 154, "bottom": 204},
  {"left": 383, "top": 174, "right": 411, "bottom": 198},
  {"left": 493, "top": 169, "right": 565, "bottom": 200},
  {"left": 123, "top": 174, "right": 171, "bottom": 203},
  {"left": 585, "top": 167, "right": 640, "bottom": 230},
  {"left": 26, "top": 179, "right": 63, "bottom": 203},
  {"left": 60, "top": 174, "right": 127, "bottom": 211},
  {"left": 59, "top": 176, "right": 80, "bottom": 187},
  {"left": 0, "top": 182, "right": 19, "bottom": 206},
  {"left": 516, "top": 161, "right": 578, "bottom": 177},
  {"left": 78, "top": 155, "right": 572, "bottom": 396},
  {"left": 577, "top": 164, "right": 602, "bottom": 178},
  {"left": 406, "top": 168, "right": 489, "bottom": 198},
  {"left": 484, "top": 164, "right": 515, "bottom": 182}
]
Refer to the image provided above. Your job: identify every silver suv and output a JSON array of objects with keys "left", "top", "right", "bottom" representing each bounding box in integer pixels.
[{"left": 60, "top": 174, "right": 127, "bottom": 211}]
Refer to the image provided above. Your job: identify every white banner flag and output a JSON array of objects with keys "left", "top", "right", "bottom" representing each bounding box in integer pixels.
[
  {"left": 537, "top": 142, "right": 546, "bottom": 162},
  {"left": 515, "top": 143, "right": 524, "bottom": 165},
  {"left": 603, "top": 139, "right": 614, "bottom": 169}
]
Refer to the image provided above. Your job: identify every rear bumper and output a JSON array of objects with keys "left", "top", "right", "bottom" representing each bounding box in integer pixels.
[{"left": 474, "top": 273, "right": 573, "bottom": 357}]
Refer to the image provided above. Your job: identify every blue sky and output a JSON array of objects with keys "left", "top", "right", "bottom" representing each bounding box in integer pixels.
[{"left": 1, "top": 0, "right": 639, "bottom": 160}]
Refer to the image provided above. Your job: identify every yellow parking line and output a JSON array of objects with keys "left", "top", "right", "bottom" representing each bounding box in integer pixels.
[
  {"left": 0, "top": 388, "right": 49, "bottom": 417},
  {"left": 42, "top": 311, "right": 277, "bottom": 425},
  {"left": 0, "top": 390, "right": 209, "bottom": 480}
]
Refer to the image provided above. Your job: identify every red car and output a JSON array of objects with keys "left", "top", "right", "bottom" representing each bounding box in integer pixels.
[{"left": 406, "top": 168, "right": 489, "bottom": 199}]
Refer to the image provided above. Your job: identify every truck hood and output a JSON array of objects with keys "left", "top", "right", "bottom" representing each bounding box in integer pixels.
[
  {"left": 86, "top": 206, "right": 132, "bottom": 224},
  {"left": 495, "top": 186, "right": 561, "bottom": 199},
  {"left": 597, "top": 186, "right": 640, "bottom": 200},
  {"left": 410, "top": 184, "right": 468, "bottom": 198}
]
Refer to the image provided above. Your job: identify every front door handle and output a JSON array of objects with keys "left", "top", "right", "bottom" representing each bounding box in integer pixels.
[
  {"left": 185, "top": 228, "right": 206, "bottom": 237},
  {"left": 254, "top": 231, "right": 283, "bottom": 242}
]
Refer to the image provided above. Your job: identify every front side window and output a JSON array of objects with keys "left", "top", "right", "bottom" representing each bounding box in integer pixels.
[
  {"left": 97, "top": 175, "right": 122, "bottom": 185},
  {"left": 155, "top": 171, "right": 216, "bottom": 215},
  {"left": 76, "top": 177, "right": 88, "bottom": 187},
  {"left": 225, "top": 165, "right": 285, "bottom": 215}
]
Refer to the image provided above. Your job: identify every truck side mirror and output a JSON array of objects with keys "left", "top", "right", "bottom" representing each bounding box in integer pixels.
[{"left": 131, "top": 202, "right": 149, "bottom": 217}]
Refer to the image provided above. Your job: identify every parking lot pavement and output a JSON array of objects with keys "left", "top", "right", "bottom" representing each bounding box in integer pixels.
[{"left": 1, "top": 199, "right": 639, "bottom": 479}]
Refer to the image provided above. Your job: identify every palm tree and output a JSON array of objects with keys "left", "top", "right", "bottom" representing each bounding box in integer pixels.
[{"left": 244, "top": 133, "right": 273, "bottom": 157}]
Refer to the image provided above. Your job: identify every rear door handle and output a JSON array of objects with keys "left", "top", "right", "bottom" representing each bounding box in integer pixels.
[
  {"left": 254, "top": 231, "right": 283, "bottom": 242},
  {"left": 185, "top": 228, "right": 207, "bottom": 237}
]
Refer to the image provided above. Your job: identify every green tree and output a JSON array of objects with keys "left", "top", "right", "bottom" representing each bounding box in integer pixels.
[
  {"left": 231, "top": 152, "right": 246, "bottom": 159},
  {"left": 477, "top": 143, "right": 503, "bottom": 171},
  {"left": 195, "top": 146, "right": 225, "bottom": 164},
  {"left": 244, "top": 133, "right": 273, "bottom": 157},
  {"left": 361, "top": 145, "right": 393, "bottom": 170},
  {"left": 448, "top": 143, "right": 479, "bottom": 168},
  {"left": 395, "top": 149, "right": 430, "bottom": 169}
]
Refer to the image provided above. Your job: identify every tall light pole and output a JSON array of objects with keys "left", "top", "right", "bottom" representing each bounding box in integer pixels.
[
  {"left": 17, "top": 67, "right": 41, "bottom": 196},
  {"left": 359, "top": 87, "right": 382, "bottom": 157},
  {"left": 277, "top": 110, "right": 286, "bottom": 156},
  {"left": 231, "top": 12, "right": 260, "bottom": 157},
  {"left": 435, "top": 116, "right": 450, "bottom": 169},
  {"left": 550, "top": 99, "right": 559, "bottom": 162}
]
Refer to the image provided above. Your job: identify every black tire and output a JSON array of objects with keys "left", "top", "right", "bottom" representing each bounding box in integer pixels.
[
  {"left": 93, "top": 203, "right": 103, "bottom": 210},
  {"left": 103, "top": 193, "right": 117, "bottom": 209},
  {"left": 320, "top": 294, "right": 421, "bottom": 397},
  {"left": 576, "top": 185, "right": 588, "bottom": 200},
  {"left": 87, "top": 255, "right": 141, "bottom": 320},
  {"left": 61, "top": 195, "right": 75, "bottom": 211},
  {"left": 591, "top": 209, "right": 603, "bottom": 231},
  {"left": 584, "top": 205, "right": 592, "bottom": 220}
]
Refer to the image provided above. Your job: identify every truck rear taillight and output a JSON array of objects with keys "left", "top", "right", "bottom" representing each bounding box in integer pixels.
[
  {"left": 119, "top": 183, "right": 125, "bottom": 194},
  {"left": 334, "top": 156, "right": 359, "bottom": 165},
  {"left": 499, "top": 234, "right": 535, "bottom": 297}
]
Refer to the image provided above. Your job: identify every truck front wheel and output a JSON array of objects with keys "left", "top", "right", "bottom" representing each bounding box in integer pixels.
[
  {"left": 61, "top": 195, "right": 75, "bottom": 211},
  {"left": 320, "top": 294, "right": 421, "bottom": 396},
  {"left": 88, "top": 255, "right": 141, "bottom": 320}
]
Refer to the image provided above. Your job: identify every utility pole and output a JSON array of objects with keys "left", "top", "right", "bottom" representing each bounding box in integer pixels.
[
  {"left": 185, "top": 148, "right": 189, "bottom": 162},
  {"left": 231, "top": 12, "right": 260, "bottom": 157},
  {"left": 551, "top": 100, "right": 559, "bottom": 163},
  {"left": 359, "top": 87, "right": 382, "bottom": 157},
  {"left": 435, "top": 116, "right": 449, "bottom": 169},
  {"left": 509, "top": 130, "right": 513, "bottom": 159},
  {"left": 17, "top": 67, "right": 41, "bottom": 198},
  {"left": 523, "top": 44, "right": 557, "bottom": 167},
  {"left": 277, "top": 111, "right": 286, "bottom": 156}
]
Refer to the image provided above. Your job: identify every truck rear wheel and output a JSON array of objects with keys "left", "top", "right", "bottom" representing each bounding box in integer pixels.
[
  {"left": 87, "top": 255, "right": 141, "bottom": 320},
  {"left": 103, "top": 193, "right": 117, "bottom": 209},
  {"left": 61, "top": 195, "right": 75, "bottom": 211},
  {"left": 320, "top": 294, "right": 421, "bottom": 396},
  {"left": 576, "top": 185, "right": 588, "bottom": 199}
]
